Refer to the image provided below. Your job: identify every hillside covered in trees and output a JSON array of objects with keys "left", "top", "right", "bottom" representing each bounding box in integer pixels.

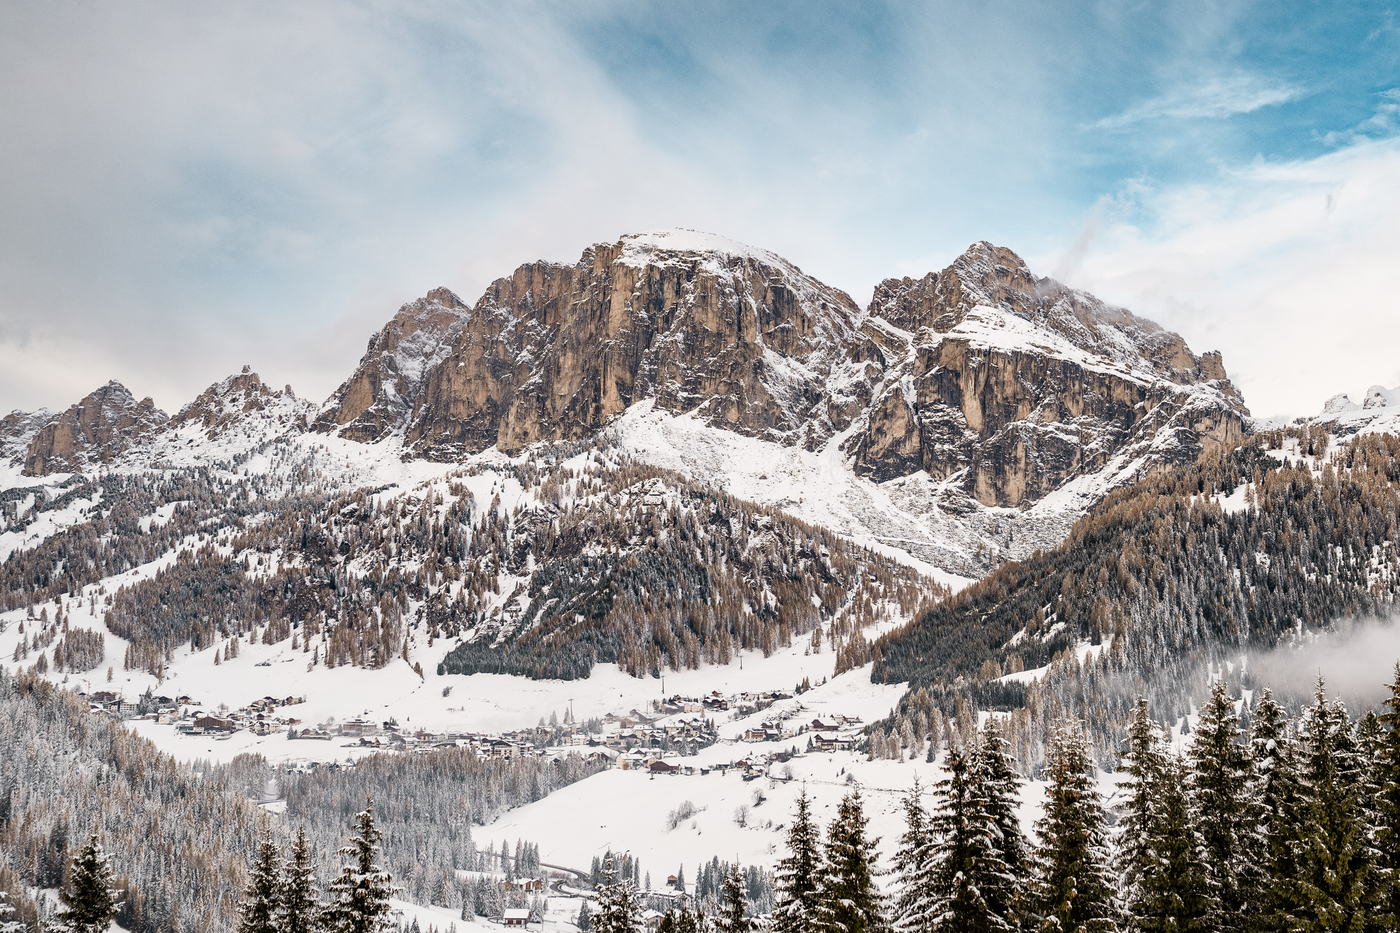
[
  {"left": 869, "top": 428, "right": 1400, "bottom": 771},
  {"left": 0, "top": 442, "right": 928, "bottom": 686}
]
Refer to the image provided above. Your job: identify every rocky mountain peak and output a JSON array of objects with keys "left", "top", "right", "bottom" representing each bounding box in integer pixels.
[
  {"left": 23, "top": 380, "right": 168, "bottom": 476},
  {"left": 168, "top": 369, "right": 310, "bottom": 436},
  {"left": 403, "top": 230, "right": 869, "bottom": 459},
  {"left": 853, "top": 242, "right": 1248, "bottom": 505},
  {"left": 314, "top": 287, "right": 472, "bottom": 442}
]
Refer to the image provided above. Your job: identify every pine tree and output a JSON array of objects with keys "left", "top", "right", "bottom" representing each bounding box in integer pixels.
[
  {"left": 817, "top": 789, "right": 885, "bottom": 933},
  {"left": 976, "top": 719, "right": 1027, "bottom": 921},
  {"left": 1375, "top": 665, "right": 1400, "bottom": 933},
  {"left": 1117, "top": 698, "right": 1166, "bottom": 915},
  {"left": 1293, "top": 684, "right": 1375, "bottom": 933},
  {"left": 52, "top": 832, "right": 118, "bottom": 933},
  {"left": 238, "top": 829, "right": 283, "bottom": 933},
  {"left": 1249, "top": 689, "right": 1304, "bottom": 933},
  {"left": 774, "top": 787, "right": 823, "bottom": 933},
  {"left": 925, "top": 747, "right": 1013, "bottom": 933},
  {"left": 714, "top": 865, "right": 751, "bottom": 933},
  {"left": 1135, "top": 755, "right": 1212, "bottom": 933},
  {"left": 1187, "top": 682, "right": 1261, "bottom": 933},
  {"left": 577, "top": 898, "right": 594, "bottom": 932},
  {"left": 892, "top": 777, "right": 936, "bottom": 933},
  {"left": 279, "top": 826, "right": 319, "bottom": 933},
  {"left": 322, "top": 799, "right": 398, "bottom": 933},
  {"left": 592, "top": 854, "right": 642, "bottom": 933},
  {"left": 1026, "top": 721, "right": 1118, "bottom": 933}
]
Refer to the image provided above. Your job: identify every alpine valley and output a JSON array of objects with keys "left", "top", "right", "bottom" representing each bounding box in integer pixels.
[{"left": 4, "top": 230, "right": 1400, "bottom": 933}]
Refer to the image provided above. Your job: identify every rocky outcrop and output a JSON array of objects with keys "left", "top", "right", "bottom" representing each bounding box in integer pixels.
[
  {"left": 315, "top": 288, "right": 472, "bottom": 442},
  {"left": 23, "top": 381, "right": 168, "bottom": 475},
  {"left": 1, "top": 408, "right": 53, "bottom": 468},
  {"left": 850, "top": 242, "right": 1248, "bottom": 506},
  {"left": 169, "top": 367, "right": 306, "bottom": 436},
  {"left": 404, "top": 230, "right": 870, "bottom": 458}
]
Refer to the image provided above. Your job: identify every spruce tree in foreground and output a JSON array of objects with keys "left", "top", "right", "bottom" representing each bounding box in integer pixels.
[
  {"left": 1116, "top": 698, "right": 1163, "bottom": 915},
  {"left": 52, "top": 832, "right": 118, "bottom": 933},
  {"left": 238, "top": 829, "right": 284, "bottom": 933},
  {"left": 1373, "top": 664, "right": 1400, "bottom": 933},
  {"left": 1136, "top": 754, "right": 1212, "bottom": 933},
  {"left": 322, "top": 798, "right": 398, "bottom": 933},
  {"left": 924, "top": 747, "right": 1013, "bottom": 933},
  {"left": 280, "top": 826, "right": 320, "bottom": 933},
  {"left": 1250, "top": 688, "right": 1304, "bottom": 933},
  {"left": 714, "top": 865, "right": 752, "bottom": 933},
  {"left": 1188, "top": 681, "right": 1261, "bottom": 933},
  {"left": 818, "top": 789, "right": 885, "bottom": 933},
  {"left": 892, "top": 777, "right": 935, "bottom": 933},
  {"left": 774, "top": 788, "right": 824, "bottom": 933},
  {"left": 976, "top": 720, "right": 1027, "bottom": 922},
  {"left": 592, "top": 854, "right": 642, "bottom": 933},
  {"left": 1294, "top": 684, "right": 1374, "bottom": 933},
  {"left": 1027, "top": 722, "right": 1118, "bottom": 933}
]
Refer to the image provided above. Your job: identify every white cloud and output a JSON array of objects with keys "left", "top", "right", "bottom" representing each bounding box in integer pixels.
[
  {"left": 1046, "top": 134, "right": 1400, "bottom": 419},
  {"left": 1092, "top": 72, "right": 1302, "bottom": 129}
]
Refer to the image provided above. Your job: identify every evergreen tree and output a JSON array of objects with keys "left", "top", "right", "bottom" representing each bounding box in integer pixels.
[
  {"left": 774, "top": 788, "right": 823, "bottom": 933},
  {"left": 676, "top": 905, "right": 702, "bottom": 933},
  {"left": 817, "top": 789, "right": 885, "bottom": 933},
  {"left": 714, "top": 865, "right": 751, "bottom": 933},
  {"left": 1249, "top": 688, "right": 1305, "bottom": 933},
  {"left": 279, "top": 826, "right": 320, "bottom": 933},
  {"left": 892, "top": 777, "right": 935, "bottom": 933},
  {"left": 322, "top": 799, "right": 398, "bottom": 933},
  {"left": 0, "top": 891, "right": 23, "bottom": 933},
  {"left": 1027, "top": 722, "right": 1118, "bottom": 933},
  {"left": 593, "top": 854, "right": 642, "bottom": 933},
  {"left": 925, "top": 747, "right": 1013, "bottom": 933},
  {"left": 52, "top": 832, "right": 118, "bottom": 933},
  {"left": 1116, "top": 698, "right": 1164, "bottom": 914},
  {"left": 577, "top": 898, "right": 594, "bottom": 932},
  {"left": 976, "top": 719, "right": 1028, "bottom": 920},
  {"left": 237, "top": 830, "right": 283, "bottom": 933},
  {"left": 1187, "top": 682, "right": 1261, "bottom": 933},
  {"left": 1293, "top": 684, "right": 1375, "bottom": 933},
  {"left": 1375, "top": 665, "right": 1400, "bottom": 933},
  {"left": 1134, "top": 755, "right": 1212, "bottom": 933}
]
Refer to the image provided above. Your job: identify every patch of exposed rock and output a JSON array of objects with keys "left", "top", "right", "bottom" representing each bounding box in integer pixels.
[
  {"left": 23, "top": 381, "right": 168, "bottom": 476},
  {"left": 849, "top": 242, "right": 1248, "bottom": 507},
  {"left": 315, "top": 288, "right": 472, "bottom": 442},
  {"left": 404, "top": 230, "right": 871, "bottom": 458},
  {"left": 1, "top": 408, "right": 53, "bottom": 468}
]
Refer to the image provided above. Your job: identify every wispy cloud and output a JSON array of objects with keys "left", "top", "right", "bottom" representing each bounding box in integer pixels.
[
  {"left": 1046, "top": 134, "right": 1400, "bottom": 419},
  {"left": 1092, "top": 73, "right": 1303, "bottom": 129}
]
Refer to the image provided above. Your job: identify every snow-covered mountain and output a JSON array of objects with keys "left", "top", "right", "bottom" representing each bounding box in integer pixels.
[
  {"left": 1306, "top": 383, "right": 1400, "bottom": 437},
  {"left": 6, "top": 229, "right": 1249, "bottom": 578}
]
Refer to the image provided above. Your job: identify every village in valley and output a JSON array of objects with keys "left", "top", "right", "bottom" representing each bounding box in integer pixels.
[{"left": 79, "top": 681, "right": 867, "bottom": 777}]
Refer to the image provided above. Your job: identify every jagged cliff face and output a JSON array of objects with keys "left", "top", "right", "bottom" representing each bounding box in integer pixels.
[
  {"left": 404, "top": 231, "right": 871, "bottom": 458},
  {"left": 23, "top": 381, "right": 169, "bottom": 475},
  {"left": 849, "top": 242, "right": 1248, "bottom": 507},
  {"left": 1, "top": 408, "right": 53, "bottom": 468},
  {"left": 315, "top": 288, "right": 472, "bottom": 442}
]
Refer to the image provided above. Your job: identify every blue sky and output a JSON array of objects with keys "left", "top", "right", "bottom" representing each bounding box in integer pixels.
[{"left": 1, "top": 1, "right": 1398, "bottom": 418}]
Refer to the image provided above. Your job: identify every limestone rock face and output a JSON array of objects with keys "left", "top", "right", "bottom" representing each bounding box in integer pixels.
[
  {"left": 405, "top": 230, "right": 870, "bottom": 458},
  {"left": 23, "top": 381, "right": 168, "bottom": 475},
  {"left": 850, "top": 242, "right": 1249, "bottom": 505},
  {"left": 315, "top": 288, "right": 471, "bottom": 442},
  {"left": 1, "top": 408, "right": 53, "bottom": 467}
]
